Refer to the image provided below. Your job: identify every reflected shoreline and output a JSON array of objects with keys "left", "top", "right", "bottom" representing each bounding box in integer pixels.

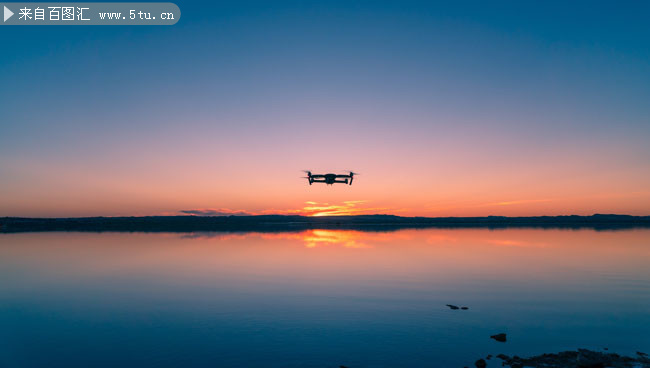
[{"left": 2, "top": 214, "right": 650, "bottom": 233}]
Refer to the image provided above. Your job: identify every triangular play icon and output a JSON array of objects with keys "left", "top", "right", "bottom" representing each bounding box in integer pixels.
[{"left": 4, "top": 6, "right": 14, "bottom": 22}]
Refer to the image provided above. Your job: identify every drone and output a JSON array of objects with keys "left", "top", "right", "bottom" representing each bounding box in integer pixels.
[{"left": 302, "top": 171, "right": 358, "bottom": 185}]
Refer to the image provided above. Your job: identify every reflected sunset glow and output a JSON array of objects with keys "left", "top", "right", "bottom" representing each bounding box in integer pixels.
[{"left": 266, "top": 230, "right": 375, "bottom": 248}]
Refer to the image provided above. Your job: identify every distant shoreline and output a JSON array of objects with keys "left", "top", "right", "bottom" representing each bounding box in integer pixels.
[{"left": 2, "top": 214, "right": 650, "bottom": 233}]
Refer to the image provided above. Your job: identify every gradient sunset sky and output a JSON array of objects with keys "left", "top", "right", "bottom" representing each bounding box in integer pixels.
[{"left": 1, "top": 1, "right": 649, "bottom": 217}]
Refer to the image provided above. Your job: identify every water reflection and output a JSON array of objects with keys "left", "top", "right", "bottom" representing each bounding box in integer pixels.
[
  {"left": 182, "top": 229, "right": 387, "bottom": 248},
  {"left": 0, "top": 229, "right": 648, "bottom": 367},
  {"left": 268, "top": 230, "right": 374, "bottom": 248}
]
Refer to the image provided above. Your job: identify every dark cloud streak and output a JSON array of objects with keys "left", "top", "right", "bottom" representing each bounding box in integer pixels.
[{"left": 180, "top": 209, "right": 253, "bottom": 216}]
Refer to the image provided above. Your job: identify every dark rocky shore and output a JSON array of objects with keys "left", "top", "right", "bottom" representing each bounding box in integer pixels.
[
  {"left": 487, "top": 349, "right": 650, "bottom": 368},
  {"left": 2, "top": 214, "right": 650, "bottom": 233}
]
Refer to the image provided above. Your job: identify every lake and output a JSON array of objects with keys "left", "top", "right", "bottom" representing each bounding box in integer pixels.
[{"left": 1, "top": 229, "right": 648, "bottom": 367}]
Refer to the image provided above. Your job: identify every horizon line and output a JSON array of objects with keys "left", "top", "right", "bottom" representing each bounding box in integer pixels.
[{"left": 3, "top": 213, "right": 650, "bottom": 220}]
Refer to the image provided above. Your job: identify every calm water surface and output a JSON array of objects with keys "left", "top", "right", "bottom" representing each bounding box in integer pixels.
[{"left": 1, "top": 229, "right": 649, "bottom": 367}]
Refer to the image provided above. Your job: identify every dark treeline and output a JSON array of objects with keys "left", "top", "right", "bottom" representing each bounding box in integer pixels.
[{"left": 1, "top": 214, "right": 649, "bottom": 233}]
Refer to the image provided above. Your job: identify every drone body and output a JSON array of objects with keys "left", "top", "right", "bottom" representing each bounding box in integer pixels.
[{"left": 303, "top": 171, "right": 357, "bottom": 185}]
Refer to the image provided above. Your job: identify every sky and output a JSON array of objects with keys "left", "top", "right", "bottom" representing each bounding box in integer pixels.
[{"left": 1, "top": 0, "right": 649, "bottom": 217}]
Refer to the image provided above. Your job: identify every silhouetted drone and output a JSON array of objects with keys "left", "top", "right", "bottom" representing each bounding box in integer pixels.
[{"left": 302, "top": 171, "right": 358, "bottom": 185}]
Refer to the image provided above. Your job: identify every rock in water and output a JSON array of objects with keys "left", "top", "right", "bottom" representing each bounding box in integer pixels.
[
  {"left": 577, "top": 349, "right": 606, "bottom": 368},
  {"left": 490, "top": 333, "right": 507, "bottom": 342},
  {"left": 475, "top": 358, "right": 487, "bottom": 368},
  {"left": 461, "top": 306, "right": 469, "bottom": 310},
  {"left": 446, "top": 304, "right": 459, "bottom": 310}
]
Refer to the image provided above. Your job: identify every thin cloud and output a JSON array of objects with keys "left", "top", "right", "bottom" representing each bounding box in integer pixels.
[
  {"left": 180, "top": 200, "right": 398, "bottom": 217},
  {"left": 180, "top": 208, "right": 253, "bottom": 216},
  {"left": 300, "top": 200, "right": 388, "bottom": 217},
  {"left": 484, "top": 199, "right": 553, "bottom": 207},
  {"left": 343, "top": 200, "right": 369, "bottom": 205}
]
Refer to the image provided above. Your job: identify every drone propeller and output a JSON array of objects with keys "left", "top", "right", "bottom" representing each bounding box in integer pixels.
[{"left": 348, "top": 171, "right": 358, "bottom": 185}]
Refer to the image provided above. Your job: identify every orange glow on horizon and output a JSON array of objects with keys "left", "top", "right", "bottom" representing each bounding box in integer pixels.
[
  {"left": 175, "top": 200, "right": 395, "bottom": 217},
  {"left": 297, "top": 200, "right": 390, "bottom": 217}
]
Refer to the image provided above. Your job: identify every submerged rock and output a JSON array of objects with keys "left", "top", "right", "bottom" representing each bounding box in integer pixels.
[
  {"left": 475, "top": 358, "right": 487, "bottom": 368},
  {"left": 490, "top": 333, "right": 507, "bottom": 342}
]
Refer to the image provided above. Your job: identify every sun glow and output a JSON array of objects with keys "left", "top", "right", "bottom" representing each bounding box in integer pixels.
[
  {"left": 291, "top": 200, "right": 389, "bottom": 217},
  {"left": 177, "top": 200, "right": 391, "bottom": 218}
]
